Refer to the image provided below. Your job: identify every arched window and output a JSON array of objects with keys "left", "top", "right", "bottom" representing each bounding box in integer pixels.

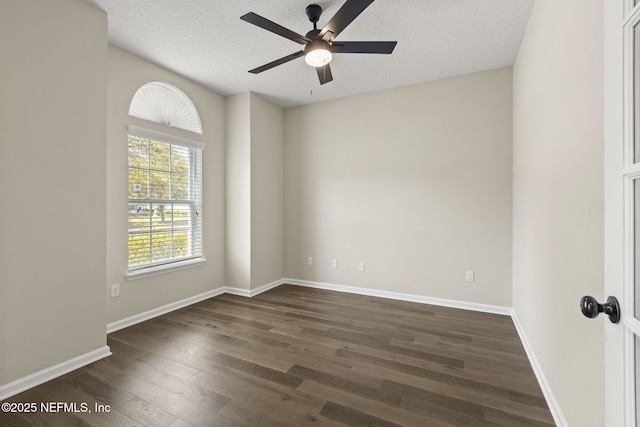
[
  {"left": 126, "top": 83, "right": 205, "bottom": 278},
  {"left": 129, "top": 82, "right": 202, "bottom": 134}
]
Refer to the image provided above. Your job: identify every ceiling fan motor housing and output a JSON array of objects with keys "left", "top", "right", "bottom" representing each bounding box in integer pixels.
[
  {"left": 305, "top": 39, "right": 329, "bottom": 54},
  {"left": 305, "top": 29, "right": 322, "bottom": 40}
]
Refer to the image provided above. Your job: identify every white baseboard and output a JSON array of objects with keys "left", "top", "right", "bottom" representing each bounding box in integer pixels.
[
  {"left": 107, "top": 280, "right": 285, "bottom": 334},
  {"left": 511, "top": 311, "right": 568, "bottom": 427},
  {"left": 223, "top": 286, "right": 251, "bottom": 297},
  {"left": 0, "top": 346, "right": 111, "bottom": 401},
  {"left": 107, "top": 287, "right": 226, "bottom": 333},
  {"left": 225, "top": 278, "right": 285, "bottom": 298},
  {"left": 283, "top": 278, "right": 512, "bottom": 316}
]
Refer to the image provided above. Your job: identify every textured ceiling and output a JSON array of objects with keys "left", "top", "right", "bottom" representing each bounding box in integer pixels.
[{"left": 90, "top": 0, "right": 533, "bottom": 108}]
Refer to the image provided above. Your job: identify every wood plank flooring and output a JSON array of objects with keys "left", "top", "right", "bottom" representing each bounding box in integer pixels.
[{"left": 0, "top": 285, "right": 555, "bottom": 426}]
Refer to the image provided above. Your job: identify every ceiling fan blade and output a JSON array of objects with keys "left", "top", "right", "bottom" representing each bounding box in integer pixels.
[
  {"left": 319, "top": 0, "right": 374, "bottom": 41},
  {"left": 241, "top": 12, "right": 311, "bottom": 44},
  {"left": 316, "top": 63, "right": 333, "bottom": 85},
  {"left": 248, "top": 51, "right": 305, "bottom": 74},
  {"left": 331, "top": 41, "right": 397, "bottom": 54}
]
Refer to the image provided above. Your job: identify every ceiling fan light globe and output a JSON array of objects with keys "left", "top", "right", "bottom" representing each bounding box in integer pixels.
[{"left": 305, "top": 48, "right": 332, "bottom": 67}]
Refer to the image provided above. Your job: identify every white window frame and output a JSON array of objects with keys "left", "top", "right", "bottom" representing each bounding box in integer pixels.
[{"left": 125, "top": 125, "right": 205, "bottom": 280}]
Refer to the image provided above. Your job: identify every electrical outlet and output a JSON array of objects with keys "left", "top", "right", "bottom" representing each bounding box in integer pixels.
[
  {"left": 111, "top": 283, "right": 120, "bottom": 297},
  {"left": 358, "top": 261, "right": 365, "bottom": 272},
  {"left": 308, "top": 257, "right": 313, "bottom": 266},
  {"left": 332, "top": 259, "right": 338, "bottom": 268},
  {"left": 466, "top": 271, "right": 475, "bottom": 282}
]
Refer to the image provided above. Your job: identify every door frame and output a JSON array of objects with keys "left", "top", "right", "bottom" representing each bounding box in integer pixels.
[{"left": 605, "top": 0, "right": 638, "bottom": 425}]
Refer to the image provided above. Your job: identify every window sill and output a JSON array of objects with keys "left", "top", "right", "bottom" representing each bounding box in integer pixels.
[{"left": 125, "top": 257, "right": 206, "bottom": 281}]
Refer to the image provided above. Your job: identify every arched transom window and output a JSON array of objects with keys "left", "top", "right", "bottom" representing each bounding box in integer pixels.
[{"left": 129, "top": 82, "right": 202, "bottom": 134}]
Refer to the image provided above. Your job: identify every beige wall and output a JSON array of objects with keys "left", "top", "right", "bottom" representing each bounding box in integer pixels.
[
  {"left": 0, "top": 0, "right": 108, "bottom": 384},
  {"left": 284, "top": 68, "right": 513, "bottom": 307},
  {"left": 225, "top": 93, "right": 252, "bottom": 290},
  {"left": 250, "top": 94, "right": 285, "bottom": 288},
  {"left": 106, "top": 45, "right": 226, "bottom": 322},
  {"left": 512, "top": 0, "right": 604, "bottom": 425},
  {"left": 225, "top": 92, "right": 284, "bottom": 290}
]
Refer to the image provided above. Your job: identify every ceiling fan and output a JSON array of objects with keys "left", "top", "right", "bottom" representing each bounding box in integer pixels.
[{"left": 240, "top": 0, "right": 397, "bottom": 85}]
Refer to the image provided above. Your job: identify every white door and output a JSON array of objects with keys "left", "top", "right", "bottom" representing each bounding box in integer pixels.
[{"left": 605, "top": 1, "right": 640, "bottom": 425}]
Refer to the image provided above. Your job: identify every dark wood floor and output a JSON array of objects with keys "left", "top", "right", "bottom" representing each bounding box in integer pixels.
[{"left": 1, "top": 285, "right": 555, "bottom": 426}]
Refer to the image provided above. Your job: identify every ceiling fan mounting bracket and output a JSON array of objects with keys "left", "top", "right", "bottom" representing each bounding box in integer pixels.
[{"left": 305, "top": 4, "right": 323, "bottom": 25}]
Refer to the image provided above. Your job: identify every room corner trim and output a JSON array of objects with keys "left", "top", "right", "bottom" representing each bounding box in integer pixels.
[
  {"left": 106, "top": 287, "right": 226, "bottom": 334},
  {"left": 284, "top": 278, "right": 512, "bottom": 315},
  {"left": 511, "top": 310, "right": 568, "bottom": 427},
  {"left": 0, "top": 346, "right": 111, "bottom": 401}
]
